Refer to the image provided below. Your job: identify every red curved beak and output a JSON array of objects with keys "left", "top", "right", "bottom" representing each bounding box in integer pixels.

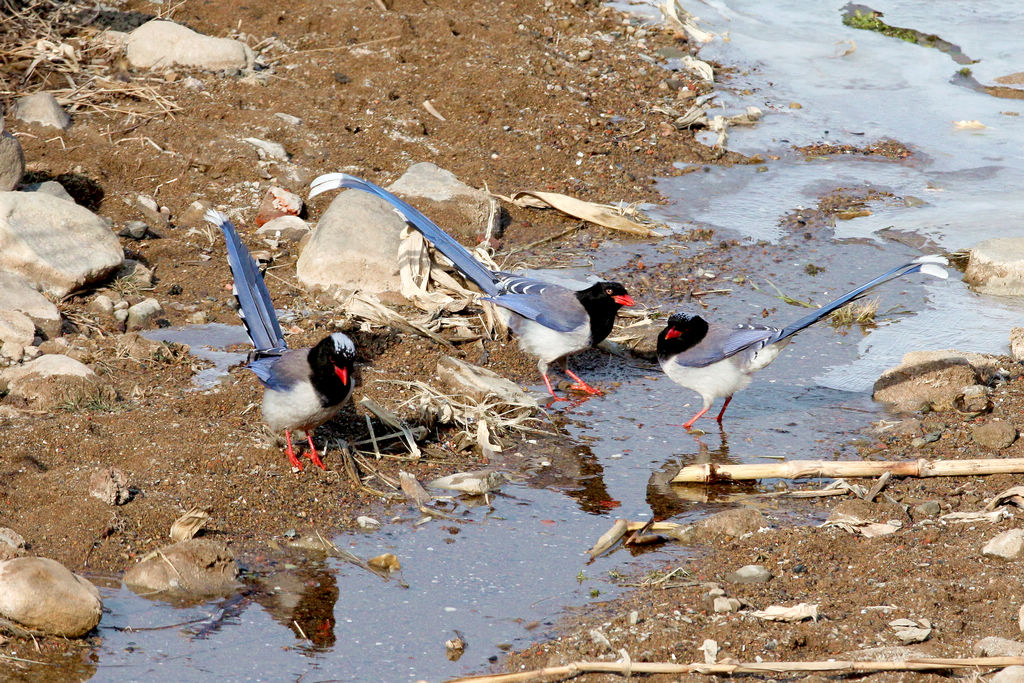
[
  {"left": 612, "top": 294, "right": 635, "bottom": 307},
  {"left": 334, "top": 365, "right": 349, "bottom": 385},
  {"left": 665, "top": 328, "right": 682, "bottom": 340}
]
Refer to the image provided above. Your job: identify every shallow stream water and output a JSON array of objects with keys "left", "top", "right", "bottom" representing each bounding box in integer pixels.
[{"left": 88, "top": 2, "right": 1024, "bottom": 680}]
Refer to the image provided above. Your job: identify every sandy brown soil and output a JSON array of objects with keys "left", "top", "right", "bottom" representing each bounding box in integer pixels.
[{"left": 4, "top": 1, "right": 1023, "bottom": 681}]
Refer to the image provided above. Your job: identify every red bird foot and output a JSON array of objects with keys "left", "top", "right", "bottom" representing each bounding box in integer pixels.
[{"left": 565, "top": 370, "right": 603, "bottom": 396}]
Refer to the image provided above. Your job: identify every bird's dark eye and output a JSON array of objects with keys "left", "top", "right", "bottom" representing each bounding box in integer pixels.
[{"left": 605, "top": 288, "right": 614, "bottom": 295}]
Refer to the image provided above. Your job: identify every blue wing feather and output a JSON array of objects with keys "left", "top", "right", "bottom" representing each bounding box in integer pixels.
[
  {"left": 205, "top": 209, "right": 287, "bottom": 353},
  {"left": 309, "top": 173, "right": 499, "bottom": 296},
  {"left": 485, "top": 293, "right": 581, "bottom": 332}
]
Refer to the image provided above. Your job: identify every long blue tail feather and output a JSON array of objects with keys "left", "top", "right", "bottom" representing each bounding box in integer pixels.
[{"left": 205, "top": 209, "right": 287, "bottom": 354}]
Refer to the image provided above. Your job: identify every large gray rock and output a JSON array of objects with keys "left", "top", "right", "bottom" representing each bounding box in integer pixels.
[
  {"left": 0, "top": 557, "right": 102, "bottom": 637},
  {"left": 12, "top": 92, "right": 71, "bottom": 130},
  {"left": 965, "top": 238, "right": 1024, "bottom": 296},
  {"left": 873, "top": 350, "right": 982, "bottom": 412},
  {"left": 300, "top": 164, "right": 487, "bottom": 298},
  {"left": 125, "top": 21, "right": 255, "bottom": 72},
  {"left": 298, "top": 187, "right": 408, "bottom": 297},
  {"left": 976, "top": 636, "right": 1024, "bottom": 657},
  {"left": 0, "top": 271, "right": 61, "bottom": 338},
  {"left": 0, "top": 191, "right": 123, "bottom": 297},
  {"left": 387, "top": 162, "right": 492, "bottom": 242},
  {"left": 124, "top": 539, "right": 239, "bottom": 596},
  {"left": 0, "top": 118, "right": 24, "bottom": 191},
  {"left": 991, "top": 666, "right": 1024, "bottom": 683},
  {"left": 0, "top": 354, "right": 114, "bottom": 409}
]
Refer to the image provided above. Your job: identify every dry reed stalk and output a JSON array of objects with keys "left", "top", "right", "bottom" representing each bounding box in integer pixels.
[
  {"left": 672, "top": 457, "right": 1024, "bottom": 484},
  {"left": 446, "top": 655, "right": 1024, "bottom": 682}
]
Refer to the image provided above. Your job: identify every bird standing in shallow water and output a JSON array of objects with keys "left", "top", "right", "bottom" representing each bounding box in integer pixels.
[
  {"left": 308, "top": 173, "right": 635, "bottom": 399},
  {"left": 657, "top": 256, "right": 949, "bottom": 430},
  {"left": 206, "top": 209, "right": 356, "bottom": 471}
]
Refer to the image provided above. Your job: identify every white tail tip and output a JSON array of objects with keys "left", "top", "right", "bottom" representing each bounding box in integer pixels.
[
  {"left": 919, "top": 263, "right": 948, "bottom": 279},
  {"left": 204, "top": 208, "right": 229, "bottom": 227},
  {"left": 913, "top": 254, "right": 948, "bottom": 266},
  {"left": 309, "top": 173, "right": 346, "bottom": 200}
]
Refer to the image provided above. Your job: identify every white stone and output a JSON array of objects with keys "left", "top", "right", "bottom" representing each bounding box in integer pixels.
[
  {"left": 274, "top": 112, "right": 302, "bottom": 125},
  {"left": 0, "top": 557, "right": 101, "bottom": 637},
  {"left": 124, "top": 539, "right": 239, "bottom": 595},
  {"left": 243, "top": 137, "right": 289, "bottom": 161},
  {"left": 388, "top": 162, "right": 492, "bottom": 242},
  {"left": 0, "top": 191, "right": 123, "bottom": 297},
  {"left": 965, "top": 238, "right": 1024, "bottom": 296},
  {"left": 0, "top": 119, "right": 24, "bottom": 191},
  {"left": 0, "top": 308, "right": 36, "bottom": 347},
  {"left": 13, "top": 92, "right": 71, "bottom": 130},
  {"left": 126, "top": 298, "right": 163, "bottom": 330},
  {"left": 0, "top": 341, "right": 24, "bottom": 362},
  {"left": 125, "top": 20, "right": 254, "bottom": 72},
  {"left": 89, "top": 294, "right": 114, "bottom": 316},
  {"left": 0, "top": 354, "right": 111, "bottom": 409},
  {"left": 0, "top": 271, "right": 61, "bottom": 338},
  {"left": 713, "top": 596, "right": 741, "bottom": 613},
  {"left": 983, "top": 529, "right": 1024, "bottom": 560},
  {"left": 976, "top": 636, "right": 1024, "bottom": 657},
  {"left": 256, "top": 215, "right": 310, "bottom": 243}
]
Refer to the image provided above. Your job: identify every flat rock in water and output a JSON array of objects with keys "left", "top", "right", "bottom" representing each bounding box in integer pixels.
[
  {"left": 0, "top": 122, "right": 25, "bottom": 191},
  {"left": 676, "top": 507, "right": 765, "bottom": 544},
  {"left": 982, "top": 529, "right": 1024, "bottom": 560},
  {"left": 873, "top": 351, "right": 982, "bottom": 412},
  {"left": 0, "top": 191, "right": 123, "bottom": 297},
  {"left": 0, "top": 354, "right": 114, "bottom": 409},
  {"left": 965, "top": 238, "right": 1024, "bottom": 296},
  {"left": 0, "top": 271, "right": 62, "bottom": 338},
  {"left": 13, "top": 92, "right": 71, "bottom": 130},
  {"left": 125, "top": 20, "right": 254, "bottom": 72},
  {"left": 0, "top": 557, "right": 102, "bottom": 637},
  {"left": 972, "top": 420, "right": 1018, "bottom": 449},
  {"left": 124, "top": 539, "right": 240, "bottom": 596}
]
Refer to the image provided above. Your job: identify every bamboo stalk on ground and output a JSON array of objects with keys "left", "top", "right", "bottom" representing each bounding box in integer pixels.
[
  {"left": 672, "top": 458, "right": 1024, "bottom": 484},
  {"left": 445, "top": 656, "right": 1024, "bottom": 682}
]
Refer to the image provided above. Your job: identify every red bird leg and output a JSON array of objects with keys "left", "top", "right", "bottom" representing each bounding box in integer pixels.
[
  {"left": 715, "top": 396, "right": 733, "bottom": 423},
  {"left": 306, "top": 433, "right": 327, "bottom": 471},
  {"left": 542, "top": 373, "right": 568, "bottom": 401},
  {"left": 564, "top": 369, "right": 603, "bottom": 396},
  {"left": 682, "top": 406, "right": 710, "bottom": 431},
  {"left": 284, "top": 430, "right": 303, "bottom": 471}
]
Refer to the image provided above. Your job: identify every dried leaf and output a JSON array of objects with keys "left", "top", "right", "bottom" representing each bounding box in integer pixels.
[
  {"left": 360, "top": 397, "right": 421, "bottom": 459},
  {"left": 750, "top": 603, "right": 819, "bottom": 622},
  {"left": 502, "top": 190, "right": 661, "bottom": 237},
  {"left": 399, "top": 471, "right": 432, "bottom": 508},
  {"left": 429, "top": 470, "right": 507, "bottom": 495},
  {"left": 587, "top": 519, "right": 629, "bottom": 559},
  {"left": 170, "top": 506, "right": 210, "bottom": 542},
  {"left": 367, "top": 553, "right": 401, "bottom": 572},
  {"left": 986, "top": 485, "right": 1024, "bottom": 511},
  {"left": 940, "top": 509, "right": 1012, "bottom": 524},
  {"left": 821, "top": 513, "right": 901, "bottom": 538},
  {"left": 659, "top": 0, "right": 715, "bottom": 43}
]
